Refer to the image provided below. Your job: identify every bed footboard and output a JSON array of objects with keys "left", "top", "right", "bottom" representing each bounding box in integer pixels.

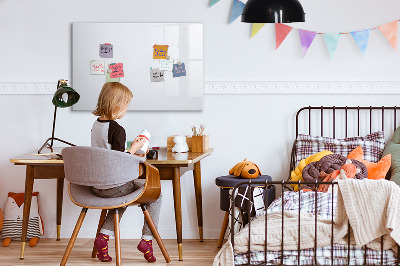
[{"left": 230, "top": 180, "right": 400, "bottom": 266}]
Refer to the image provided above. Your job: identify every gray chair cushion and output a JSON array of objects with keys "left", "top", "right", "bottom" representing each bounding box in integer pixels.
[{"left": 69, "top": 180, "right": 145, "bottom": 208}]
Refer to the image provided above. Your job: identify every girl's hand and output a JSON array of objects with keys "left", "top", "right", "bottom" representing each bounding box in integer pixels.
[{"left": 129, "top": 137, "right": 147, "bottom": 155}]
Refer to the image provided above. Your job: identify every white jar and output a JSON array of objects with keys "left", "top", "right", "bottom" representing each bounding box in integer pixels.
[{"left": 135, "top": 129, "right": 150, "bottom": 154}]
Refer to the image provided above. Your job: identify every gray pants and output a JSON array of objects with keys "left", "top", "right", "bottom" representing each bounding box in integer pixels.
[{"left": 92, "top": 180, "right": 162, "bottom": 240}]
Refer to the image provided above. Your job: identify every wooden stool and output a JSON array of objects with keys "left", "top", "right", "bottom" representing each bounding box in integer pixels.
[{"left": 215, "top": 175, "right": 275, "bottom": 248}]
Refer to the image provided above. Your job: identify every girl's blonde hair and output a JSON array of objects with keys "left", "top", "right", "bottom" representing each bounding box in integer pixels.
[{"left": 93, "top": 82, "right": 133, "bottom": 120}]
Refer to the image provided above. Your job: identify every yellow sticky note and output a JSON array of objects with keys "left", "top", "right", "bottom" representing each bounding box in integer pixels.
[{"left": 153, "top": 45, "right": 169, "bottom": 59}]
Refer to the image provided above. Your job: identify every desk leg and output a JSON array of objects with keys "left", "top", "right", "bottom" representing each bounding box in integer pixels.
[
  {"left": 20, "top": 165, "right": 35, "bottom": 259},
  {"left": 56, "top": 178, "right": 64, "bottom": 241},
  {"left": 172, "top": 167, "right": 183, "bottom": 261},
  {"left": 193, "top": 161, "right": 203, "bottom": 242}
]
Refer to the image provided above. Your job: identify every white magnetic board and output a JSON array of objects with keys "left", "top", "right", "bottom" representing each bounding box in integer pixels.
[{"left": 72, "top": 23, "right": 203, "bottom": 111}]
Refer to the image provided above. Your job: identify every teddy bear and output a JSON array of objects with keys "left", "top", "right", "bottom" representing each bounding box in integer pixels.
[
  {"left": 229, "top": 159, "right": 261, "bottom": 179},
  {"left": 172, "top": 135, "right": 189, "bottom": 153},
  {"left": 1, "top": 192, "right": 44, "bottom": 247}
]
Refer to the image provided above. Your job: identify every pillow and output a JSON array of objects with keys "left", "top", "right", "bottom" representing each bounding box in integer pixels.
[
  {"left": 348, "top": 146, "right": 391, "bottom": 180},
  {"left": 382, "top": 126, "right": 400, "bottom": 184},
  {"left": 295, "top": 131, "right": 385, "bottom": 166}
]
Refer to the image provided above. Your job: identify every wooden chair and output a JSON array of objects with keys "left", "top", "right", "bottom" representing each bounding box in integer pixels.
[{"left": 60, "top": 146, "right": 171, "bottom": 265}]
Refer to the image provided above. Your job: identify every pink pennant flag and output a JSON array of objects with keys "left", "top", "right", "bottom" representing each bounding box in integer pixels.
[
  {"left": 298, "top": 29, "right": 317, "bottom": 58},
  {"left": 275, "top": 23, "right": 293, "bottom": 49},
  {"left": 378, "top": 21, "right": 398, "bottom": 50}
]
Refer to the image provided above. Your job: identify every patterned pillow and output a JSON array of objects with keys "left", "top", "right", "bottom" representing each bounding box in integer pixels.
[{"left": 294, "top": 131, "right": 385, "bottom": 166}]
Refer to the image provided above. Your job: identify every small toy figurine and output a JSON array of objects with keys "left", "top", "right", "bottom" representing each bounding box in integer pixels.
[{"left": 172, "top": 135, "right": 189, "bottom": 153}]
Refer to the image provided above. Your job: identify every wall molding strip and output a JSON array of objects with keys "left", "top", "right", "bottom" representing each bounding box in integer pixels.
[{"left": 1, "top": 81, "right": 400, "bottom": 95}]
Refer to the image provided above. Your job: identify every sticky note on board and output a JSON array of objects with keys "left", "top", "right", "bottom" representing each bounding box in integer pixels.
[
  {"left": 99, "top": 43, "right": 113, "bottom": 58},
  {"left": 172, "top": 63, "right": 187, "bottom": 78},
  {"left": 159, "top": 59, "right": 173, "bottom": 71},
  {"left": 108, "top": 63, "right": 124, "bottom": 78},
  {"left": 106, "top": 72, "right": 120, "bottom": 82},
  {"left": 90, "top": 60, "right": 105, "bottom": 75},
  {"left": 150, "top": 68, "right": 165, "bottom": 82},
  {"left": 153, "top": 45, "right": 169, "bottom": 59}
]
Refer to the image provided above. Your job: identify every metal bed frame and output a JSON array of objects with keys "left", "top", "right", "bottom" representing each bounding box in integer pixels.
[{"left": 230, "top": 106, "right": 400, "bottom": 266}]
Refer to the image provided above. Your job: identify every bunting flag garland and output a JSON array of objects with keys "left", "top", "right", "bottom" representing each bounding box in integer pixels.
[
  {"left": 298, "top": 29, "right": 317, "bottom": 58},
  {"left": 229, "top": 0, "right": 245, "bottom": 24},
  {"left": 251, "top": 23, "right": 266, "bottom": 38},
  {"left": 323, "top": 33, "right": 341, "bottom": 58},
  {"left": 275, "top": 23, "right": 293, "bottom": 49},
  {"left": 378, "top": 21, "right": 398, "bottom": 50},
  {"left": 209, "top": 0, "right": 220, "bottom": 8},
  {"left": 351, "top": 29, "right": 370, "bottom": 55},
  {"left": 209, "top": 6, "right": 400, "bottom": 57}
]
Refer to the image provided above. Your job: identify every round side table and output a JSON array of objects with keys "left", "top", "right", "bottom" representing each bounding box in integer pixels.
[{"left": 215, "top": 175, "right": 275, "bottom": 248}]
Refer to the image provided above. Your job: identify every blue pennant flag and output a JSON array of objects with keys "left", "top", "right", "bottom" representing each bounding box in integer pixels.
[
  {"left": 351, "top": 29, "right": 371, "bottom": 55},
  {"left": 209, "top": 0, "right": 221, "bottom": 7},
  {"left": 323, "top": 33, "right": 341, "bottom": 58},
  {"left": 229, "top": 0, "right": 245, "bottom": 24}
]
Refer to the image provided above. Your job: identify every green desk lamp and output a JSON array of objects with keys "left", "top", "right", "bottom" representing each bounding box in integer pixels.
[{"left": 38, "top": 79, "right": 80, "bottom": 154}]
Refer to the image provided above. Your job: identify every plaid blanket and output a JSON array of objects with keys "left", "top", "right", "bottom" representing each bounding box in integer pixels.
[{"left": 234, "top": 191, "right": 397, "bottom": 265}]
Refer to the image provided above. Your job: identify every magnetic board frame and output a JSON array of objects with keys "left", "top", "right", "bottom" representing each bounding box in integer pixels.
[{"left": 72, "top": 23, "right": 203, "bottom": 111}]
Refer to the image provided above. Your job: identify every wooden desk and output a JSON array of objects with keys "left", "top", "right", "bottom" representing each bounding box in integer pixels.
[{"left": 10, "top": 147, "right": 213, "bottom": 261}]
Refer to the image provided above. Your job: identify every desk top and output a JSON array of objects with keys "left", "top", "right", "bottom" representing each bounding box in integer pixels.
[{"left": 10, "top": 147, "right": 214, "bottom": 166}]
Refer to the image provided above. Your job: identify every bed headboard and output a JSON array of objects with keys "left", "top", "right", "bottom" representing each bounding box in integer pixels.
[{"left": 290, "top": 106, "right": 400, "bottom": 179}]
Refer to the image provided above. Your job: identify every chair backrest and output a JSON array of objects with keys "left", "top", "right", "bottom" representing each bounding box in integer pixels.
[{"left": 62, "top": 146, "right": 145, "bottom": 187}]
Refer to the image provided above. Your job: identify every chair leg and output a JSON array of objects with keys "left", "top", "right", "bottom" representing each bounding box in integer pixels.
[
  {"left": 60, "top": 208, "right": 88, "bottom": 266},
  {"left": 141, "top": 205, "right": 171, "bottom": 263},
  {"left": 217, "top": 211, "right": 230, "bottom": 248},
  {"left": 114, "top": 209, "right": 121, "bottom": 266},
  {"left": 91, "top": 209, "right": 108, "bottom": 258}
]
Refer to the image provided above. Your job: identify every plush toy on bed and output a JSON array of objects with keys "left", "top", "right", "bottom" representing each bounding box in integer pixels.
[
  {"left": 1, "top": 192, "right": 44, "bottom": 247},
  {"left": 317, "top": 159, "right": 360, "bottom": 193},
  {"left": 229, "top": 159, "right": 261, "bottom": 179}
]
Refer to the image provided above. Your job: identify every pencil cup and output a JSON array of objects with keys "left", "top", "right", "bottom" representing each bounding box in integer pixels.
[{"left": 191, "top": 135, "right": 209, "bottom": 153}]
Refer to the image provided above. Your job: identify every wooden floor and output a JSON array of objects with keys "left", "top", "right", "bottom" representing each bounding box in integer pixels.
[{"left": 0, "top": 239, "right": 221, "bottom": 265}]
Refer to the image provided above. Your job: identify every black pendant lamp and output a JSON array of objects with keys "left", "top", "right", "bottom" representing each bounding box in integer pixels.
[{"left": 242, "top": 0, "right": 305, "bottom": 23}]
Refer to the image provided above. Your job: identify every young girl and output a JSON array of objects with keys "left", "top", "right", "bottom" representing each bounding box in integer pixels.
[{"left": 91, "top": 82, "right": 162, "bottom": 263}]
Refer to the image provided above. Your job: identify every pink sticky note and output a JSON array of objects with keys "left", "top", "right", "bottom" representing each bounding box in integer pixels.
[{"left": 108, "top": 63, "right": 124, "bottom": 78}]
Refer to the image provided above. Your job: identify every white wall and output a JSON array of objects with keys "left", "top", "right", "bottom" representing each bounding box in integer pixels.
[{"left": 1, "top": 0, "right": 400, "bottom": 240}]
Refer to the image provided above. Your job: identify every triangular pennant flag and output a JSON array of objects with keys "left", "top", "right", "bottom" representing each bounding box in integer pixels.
[
  {"left": 275, "top": 23, "right": 293, "bottom": 49},
  {"left": 351, "top": 29, "right": 370, "bottom": 55},
  {"left": 229, "top": 0, "right": 245, "bottom": 24},
  {"left": 323, "top": 33, "right": 341, "bottom": 58},
  {"left": 251, "top": 23, "right": 266, "bottom": 38},
  {"left": 209, "top": 0, "right": 220, "bottom": 7},
  {"left": 378, "top": 21, "right": 398, "bottom": 50},
  {"left": 298, "top": 29, "right": 317, "bottom": 58}
]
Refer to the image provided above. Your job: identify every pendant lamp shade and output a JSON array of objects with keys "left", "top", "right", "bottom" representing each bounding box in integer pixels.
[{"left": 241, "top": 0, "right": 305, "bottom": 23}]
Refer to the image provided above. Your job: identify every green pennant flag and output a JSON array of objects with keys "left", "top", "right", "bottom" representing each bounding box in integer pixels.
[
  {"left": 209, "top": 0, "right": 221, "bottom": 7},
  {"left": 323, "top": 33, "right": 341, "bottom": 58}
]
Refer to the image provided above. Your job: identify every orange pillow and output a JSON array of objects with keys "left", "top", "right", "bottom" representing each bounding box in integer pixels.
[{"left": 347, "top": 146, "right": 391, "bottom": 180}]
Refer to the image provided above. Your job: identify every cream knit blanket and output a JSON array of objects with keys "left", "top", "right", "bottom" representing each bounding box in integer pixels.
[{"left": 214, "top": 179, "right": 400, "bottom": 266}]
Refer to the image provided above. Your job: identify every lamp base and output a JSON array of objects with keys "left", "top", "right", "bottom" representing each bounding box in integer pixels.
[{"left": 38, "top": 137, "right": 76, "bottom": 154}]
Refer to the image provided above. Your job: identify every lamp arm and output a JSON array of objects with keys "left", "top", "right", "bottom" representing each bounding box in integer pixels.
[{"left": 50, "top": 105, "right": 57, "bottom": 148}]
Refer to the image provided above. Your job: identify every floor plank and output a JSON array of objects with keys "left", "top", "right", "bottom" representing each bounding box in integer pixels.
[{"left": 0, "top": 239, "right": 221, "bottom": 265}]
